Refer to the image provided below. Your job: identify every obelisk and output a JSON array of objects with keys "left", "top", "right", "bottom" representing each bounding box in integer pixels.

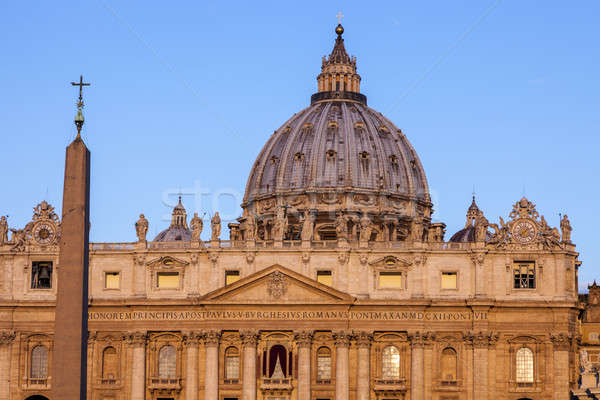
[{"left": 52, "top": 76, "right": 91, "bottom": 400}]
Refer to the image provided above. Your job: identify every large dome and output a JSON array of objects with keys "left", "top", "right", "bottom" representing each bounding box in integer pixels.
[
  {"left": 243, "top": 100, "right": 429, "bottom": 202},
  {"left": 238, "top": 24, "right": 432, "bottom": 244}
]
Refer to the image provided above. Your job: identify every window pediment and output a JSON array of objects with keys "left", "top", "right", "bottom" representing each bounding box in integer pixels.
[
  {"left": 145, "top": 256, "right": 189, "bottom": 269},
  {"left": 369, "top": 256, "right": 411, "bottom": 269}
]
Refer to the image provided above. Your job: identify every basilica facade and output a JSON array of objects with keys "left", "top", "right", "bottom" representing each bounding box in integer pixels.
[{"left": 0, "top": 24, "right": 585, "bottom": 400}]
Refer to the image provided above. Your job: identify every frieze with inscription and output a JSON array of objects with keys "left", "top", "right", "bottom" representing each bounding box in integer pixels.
[{"left": 88, "top": 309, "right": 488, "bottom": 322}]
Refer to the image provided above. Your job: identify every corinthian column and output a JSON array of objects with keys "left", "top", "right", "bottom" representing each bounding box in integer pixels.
[
  {"left": 127, "top": 331, "right": 147, "bottom": 400},
  {"left": 334, "top": 331, "right": 351, "bottom": 400},
  {"left": 241, "top": 330, "right": 259, "bottom": 400},
  {"left": 185, "top": 332, "right": 201, "bottom": 400},
  {"left": 550, "top": 333, "right": 571, "bottom": 400},
  {"left": 409, "top": 332, "right": 424, "bottom": 400},
  {"left": 0, "top": 331, "right": 16, "bottom": 400},
  {"left": 204, "top": 330, "right": 221, "bottom": 400},
  {"left": 423, "top": 333, "right": 435, "bottom": 400},
  {"left": 295, "top": 331, "right": 313, "bottom": 400},
  {"left": 355, "top": 331, "right": 372, "bottom": 400},
  {"left": 472, "top": 332, "right": 491, "bottom": 400}
]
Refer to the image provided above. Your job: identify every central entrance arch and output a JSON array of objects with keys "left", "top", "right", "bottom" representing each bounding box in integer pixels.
[{"left": 25, "top": 396, "right": 50, "bottom": 400}]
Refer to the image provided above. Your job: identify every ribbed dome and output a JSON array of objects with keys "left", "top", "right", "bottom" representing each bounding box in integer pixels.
[{"left": 243, "top": 100, "right": 429, "bottom": 203}]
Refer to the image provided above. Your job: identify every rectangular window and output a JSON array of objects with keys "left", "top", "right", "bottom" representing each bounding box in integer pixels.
[
  {"left": 225, "top": 270, "right": 240, "bottom": 286},
  {"left": 225, "top": 355, "right": 240, "bottom": 379},
  {"left": 104, "top": 272, "right": 120, "bottom": 289},
  {"left": 157, "top": 272, "right": 179, "bottom": 289},
  {"left": 317, "top": 270, "right": 332, "bottom": 286},
  {"left": 441, "top": 272, "right": 457, "bottom": 290},
  {"left": 514, "top": 262, "right": 535, "bottom": 289},
  {"left": 379, "top": 271, "right": 403, "bottom": 289},
  {"left": 31, "top": 261, "right": 53, "bottom": 289}
]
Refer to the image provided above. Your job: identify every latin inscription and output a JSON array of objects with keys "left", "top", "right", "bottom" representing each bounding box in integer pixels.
[{"left": 88, "top": 310, "right": 488, "bottom": 322}]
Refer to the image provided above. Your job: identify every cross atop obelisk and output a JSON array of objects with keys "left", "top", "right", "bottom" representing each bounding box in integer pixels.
[
  {"left": 336, "top": 11, "right": 344, "bottom": 24},
  {"left": 71, "top": 75, "right": 90, "bottom": 138}
]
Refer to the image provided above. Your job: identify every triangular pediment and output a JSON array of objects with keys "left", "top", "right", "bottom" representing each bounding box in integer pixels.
[{"left": 200, "top": 265, "right": 355, "bottom": 304}]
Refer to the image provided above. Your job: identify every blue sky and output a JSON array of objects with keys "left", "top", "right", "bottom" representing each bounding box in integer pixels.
[{"left": 1, "top": 2, "right": 598, "bottom": 290}]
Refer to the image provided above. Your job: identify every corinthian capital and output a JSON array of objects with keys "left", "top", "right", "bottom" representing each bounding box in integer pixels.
[
  {"left": 550, "top": 333, "right": 571, "bottom": 350},
  {"left": 409, "top": 331, "right": 424, "bottom": 348},
  {"left": 125, "top": 331, "right": 147, "bottom": 347},
  {"left": 240, "top": 330, "right": 259, "bottom": 347},
  {"left": 183, "top": 331, "right": 202, "bottom": 346},
  {"left": 204, "top": 330, "right": 221, "bottom": 347},
  {"left": 333, "top": 331, "right": 352, "bottom": 347},
  {"left": 353, "top": 331, "right": 373, "bottom": 348},
  {"left": 295, "top": 330, "right": 313, "bottom": 348},
  {"left": 0, "top": 330, "right": 16, "bottom": 345}
]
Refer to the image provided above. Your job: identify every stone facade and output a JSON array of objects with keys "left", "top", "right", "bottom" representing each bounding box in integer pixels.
[
  {"left": 0, "top": 197, "right": 583, "bottom": 400},
  {"left": 0, "top": 23, "right": 588, "bottom": 400}
]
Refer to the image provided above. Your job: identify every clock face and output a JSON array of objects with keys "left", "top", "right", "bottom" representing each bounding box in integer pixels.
[
  {"left": 33, "top": 222, "right": 55, "bottom": 245},
  {"left": 512, "top": 219, "right": 536, "bottom": 244}
]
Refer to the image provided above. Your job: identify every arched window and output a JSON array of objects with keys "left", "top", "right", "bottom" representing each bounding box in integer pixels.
[
  {"left": 225, "top": 347, "right": 240, "bottom": 380},
  {"left": 317, "top": 347, "right": 332, "bottom": 380},
  {"left": 158, "top": 345, "right": 176, "bottom": 378},
  {"left": 516, "top": 347, "right": 534, "bottom": 383},
  {"left": 268, "top": 344, "right": 287, "bottom": 378},
  {"left": 441, "top": 348, "right": 457, "bottom": 382},
  {"left": 102, "top": 346, "right": 118, "bottom": 380},
  {"left": 382, "top": 345, "right": 400, "bottom": 379},
  {"left": 30, "top": 345, "right": 48, "bottom": 379}
]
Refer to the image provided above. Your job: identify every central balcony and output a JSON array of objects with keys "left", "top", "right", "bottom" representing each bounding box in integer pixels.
[{"left": 260, "top": 377, "right": 293, "bottom": 392}]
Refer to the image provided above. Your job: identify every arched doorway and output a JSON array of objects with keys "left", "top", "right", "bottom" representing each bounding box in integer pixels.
[{"left": 25, "top": 396, "right": 50, "bottom": 400}]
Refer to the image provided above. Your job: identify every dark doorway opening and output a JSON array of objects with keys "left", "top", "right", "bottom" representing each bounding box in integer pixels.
[{"left": 25, "top": 396, "right": 50, "bottom": 400}]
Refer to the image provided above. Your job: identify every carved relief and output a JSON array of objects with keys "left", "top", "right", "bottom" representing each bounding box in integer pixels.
[
  {"left": 267, "top": 271, "right": 288, "bottom": 299},
  {"left": 353, "top": 193, "right": 375, "bottom": 206}
]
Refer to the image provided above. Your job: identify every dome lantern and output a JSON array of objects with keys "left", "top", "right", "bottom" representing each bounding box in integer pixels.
[{"left": 313, "top": 24, "right": 365, "bottom": 104}]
